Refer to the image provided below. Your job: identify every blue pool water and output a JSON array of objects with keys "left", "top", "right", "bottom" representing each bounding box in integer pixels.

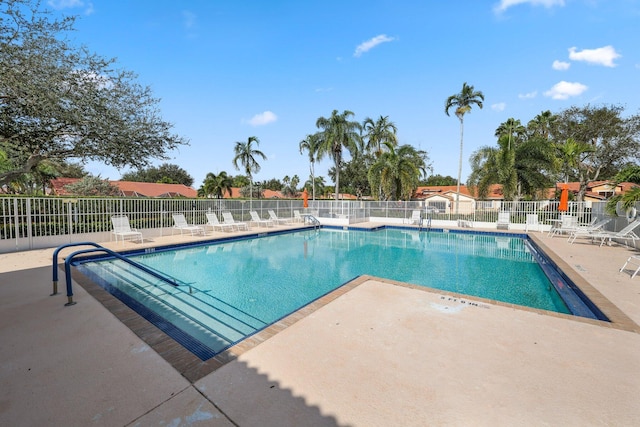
[{"left": 75, "top": 228, "right": 595, "bottom": 359}]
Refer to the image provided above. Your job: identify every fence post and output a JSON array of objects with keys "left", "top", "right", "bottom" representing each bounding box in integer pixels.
[
  {"left": 12, "top": 198, "right": 19, "bottom": 250},
  {"left": 26, "top": 198, "right": 33, "bottom": 250}
]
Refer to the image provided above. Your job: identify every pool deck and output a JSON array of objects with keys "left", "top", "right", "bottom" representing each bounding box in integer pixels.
[{"left": 1, "top": 222, "right": 639, "bottom": 426}]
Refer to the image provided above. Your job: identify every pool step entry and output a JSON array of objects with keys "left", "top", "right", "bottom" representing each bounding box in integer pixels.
[
  {"left": 82, "top": 259, "right": 268, "bottom": 356},
  {"left": 301, "top": 213, "right": 321, "bottom": 229}
]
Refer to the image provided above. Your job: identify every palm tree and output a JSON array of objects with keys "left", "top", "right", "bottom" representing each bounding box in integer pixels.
[
  {"left": 199, "top": 171, "right": 233, "bottom": 198},
  {"left": 445, "top": 82, "right": 484, "bottom": 214},
  {"left": 362, "top": 115, "right": 398, "bottom": 158},
  {"left": 232, "top": 136, "right": 266, "bottom": 208},
  {"left": 368, "top": 142, "right": 427, "bottom": 201},
  {"left": 314, "top": 110, "right": 362, "bottom": 200},
  {"left": 495, "top": 118, "right": 526, "bottom": 150},
  {"left": 527, "top": 110, "right": 557, "bottom": 140},
  {"left": 299, "top": 134, "right": 320, "bottom": 200}
]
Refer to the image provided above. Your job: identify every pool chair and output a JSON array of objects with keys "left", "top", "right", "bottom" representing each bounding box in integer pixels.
[
  {"left": 567, "top": 218, "right": 612, "bottom": 243},
  {"left": 268, "top": 209, "right": 291, "bottom": 225},
  {"left": 619, "top": 255, "right": 640, "bottom": 279},
  {"left": 221, "top": 211, "right": 250, "bottom": 231},
  {"left": 548, "top": 215, "right": 579, "bottom": 238},
  {"left": 407, "top": 210, "right": 421, "bottom": 225},
  {"left": 292, "top": 210, "right": 305, "bottom": 223},
  {"left": 111, "top": 215, "right": 144, "bottom": 244},
  {"left": 172, "top": 213, "right": 204, "bottom": 236},
  {"left": 587, "top": 219, "right": 640, "bottom": 247},
  {"left": 205, "top": 213, "right": 235, "bottom": 233},
  {"left": 249, "top": 210, "right": 274, "bottom": 228},
  {"left": 496, "top": 211, "right": 510, "bottom": 230}
]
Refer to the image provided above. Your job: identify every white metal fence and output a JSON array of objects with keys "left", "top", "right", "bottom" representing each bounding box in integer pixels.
[{"left": 0, "top": 196, "right": 635, "bottom": 253}]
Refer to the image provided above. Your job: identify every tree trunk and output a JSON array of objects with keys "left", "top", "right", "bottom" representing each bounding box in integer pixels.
[{"left": 455, "top": 118, "right": 464, "bottom": 215}]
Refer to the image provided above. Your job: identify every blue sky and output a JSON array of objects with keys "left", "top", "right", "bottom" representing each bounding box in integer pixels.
[{"left": 48, "top": 0, "right": 640, "bottom": 189}]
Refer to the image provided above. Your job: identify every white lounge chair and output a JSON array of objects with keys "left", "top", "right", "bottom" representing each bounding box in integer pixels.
[
  {"left": 111, "top": 215, "right": 143, "bottom": 244},
  {"left": 525, "top": 214, "right": 539, "bottom": 232},
  {"left": 250, "top": 211, "right": 274, "bottom": 227},
  {"left": 292, "top": 210, "right": 305, "bottom": 223},
  {"left": 408, "top": 210, "right": 421, "bottom": 225},
  {"left": 549, "top": 214, "right": 578, "bottom": 237},
  {"left": 205, "top": 213, "right": 235, "bottom": 233},
  {"left": 567, "top": 218, "right": 612, "bottom": 243},
  {"left": 222, "top": 211, "right": 250, "bottom": 231},
  {"left": 587, "top": 219, "right": 640, "bottom": 247},
  {"left": 496, "top": 212, "right": 510, "bottom": 230},
  {"left": 619, "top": 255, "right": 640, "bottom": 279},
  {"left": 268, "top": 210, "right": 290, "bottom": 225},
  {"left": 172, "top": 213, "right": 204, "bottom": 236}
]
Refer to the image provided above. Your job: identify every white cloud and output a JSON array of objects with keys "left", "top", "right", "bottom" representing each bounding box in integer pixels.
[
  {"left": 494, "top": 0, "right": 564, "bottom": 13},
  {"left": 544, "top": 81, "right": 588, "bottom": 100},
  {"left": 48, "top": 0, "right": 84, "bottom": 7},
  {"left": 491, "top": 103, "right": 506, "bottom": 112},
  {"left": 182, "top": 10, "right": 197, "bottom": 29},
  {"left": 354, "top": 34, "right": 395, "bottom": 57},
  {"left": 518, "top": 91, "right": 537, "bottom": 99},
  {"left": 552, "top": 60, "right": 570, "bottom": 70},
  {"left": 568, "top": 46, "right": 621, "bottom": 67},
  {"left": 47, "top": 0, "right": 93, "bottom": 14},
  {"left": 248, "top": 111, "right": 278, "bottom": 126}
]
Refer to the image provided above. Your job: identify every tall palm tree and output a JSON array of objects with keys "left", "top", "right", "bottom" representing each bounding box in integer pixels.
[
  {"left": 445, "top": 82, "right": 484, "bottom": 214},
  {"left": 314, "top": 110, "right": 362, "bottom": 201},
  {"left": 299, "top": 134, "right": 320, "bottom": 200},
  {"left": 495, "top": 118, "right": 526, "bottom": 150},
  {"left": 232, "top": 136, "right": 266, "bottom": 208},
  {"left": 199, "top": 171, "right": 233, "bottom": 198},
  {"left": 362, "top": 115, "right": 398, "bottom": 158},
  {"left": 527, "top": 110, "right": 557, "bottom": 140},
  {"left": 368, "top": 142, "right": 427, "bottom": 201}
]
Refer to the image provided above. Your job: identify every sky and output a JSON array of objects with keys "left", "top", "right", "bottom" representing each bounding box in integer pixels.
[{"left": 46, "top": 0, "right": 640, "bottom": 190}]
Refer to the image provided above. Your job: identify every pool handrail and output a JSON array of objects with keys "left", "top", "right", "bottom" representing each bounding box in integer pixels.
[
  {"left": 52, "top": 242, "right": 105, "bottom": 296},
  {"left": 56, "top": 244, "right": 180, "bottom": 307}
]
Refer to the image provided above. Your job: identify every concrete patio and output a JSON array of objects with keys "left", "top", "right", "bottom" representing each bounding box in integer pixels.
[{"left": 1, "top": 223, "right": 639, "bottom": 426}]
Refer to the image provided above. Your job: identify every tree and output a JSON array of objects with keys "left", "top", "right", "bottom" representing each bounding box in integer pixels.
[
  {"left": 63, "top": 176, "right": 120, "bottom": 196},
  {"left": 304, "top": 176, "right": 326, "bottom": 197},
  {"left": 261, "top": 178, "right": 283, "bottom": 191},
  {"left": 121, "top": 163, "right": 194, "bottom": 186},
  {"left": 362, "top": 115, "right": 398, "bottom": 158},
  {"left": 445, "top": 82, "right": 484, "bottom": 213},
  {"left": 469, "top": 123, "right": 556, "bottom": 201},
  {"left": 527, "top": 110, "right": 557, "bottom": 140},
  {"left": 423, "top": 174, "right": 457, "bottom": 186},
  {"left": 198, "top": 171, "right": 233, "bottom": 198},
  {"left": 368, "top": 142, "right": 428, "bottom": 201},
  {"left": 0, "top": 0, "right": 188, "bottom": 188},
  {"left": 281, "top": 175, "right": 300, "bottom": 198},
  {"left": 605, "top": 164, "right": 640, "bottom": 215},
  {"left": 552, "top": 105, "right": 640, "bottom": 200},
  {"left": 232, "top": 136, "right": 266, "bottom": 205},
  {"left": 314, "top": 110, "right": 362, "bottom": 200},
  {"left": 299, "top": 134, "right": 320, "bottom": 200},
  {"left": 327, "top": 152, "right": 375, "bottom": 199}
]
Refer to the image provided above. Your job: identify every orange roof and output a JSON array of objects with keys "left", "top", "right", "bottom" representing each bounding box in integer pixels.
[{"left": 50, "top": 178, "right": 197, "bottom": 198}]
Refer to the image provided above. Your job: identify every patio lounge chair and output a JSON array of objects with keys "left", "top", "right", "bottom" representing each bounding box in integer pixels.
[
  {"left": 293, "top": 210, "right": 305, "bottom": 223},
  {"left": 111, "top": 215, "right": 143, "bottom": 244},
  {"left": 222, "top": 211, "right": 250, "bottom": 231},
  {"left": 496, "top": 211, "right": 510, "bottom": 230},
  {"left": 619, "top": 255, "right": 640, "bottom": 279},
  {"left": 268, "top": 210, "right": 291, "bottom": 225},
  {"left": 549, "top": 215, "right": 578, "bottom": 238},
  {"left": 408, "top": 210, "right": 422, "bottom": 225},
  {"left": 205, "top": 213, "right": 235, "bottom": 233},
  {"left": 172, "top": 213, "right": 204, "bottom": 236},
  {"left": 250, "top": 211, "right": 274, "bottom": 228},
  {"left": 587, "top": 219, "right": 640, "bottom": 247},
  {"left": 567, "top": 218, "right": 612, "bottom": 243}
]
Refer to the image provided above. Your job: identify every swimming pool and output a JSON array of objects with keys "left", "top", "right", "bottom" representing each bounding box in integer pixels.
[{"left": 74, "top": 227, "right": 604, "bottom": 360}]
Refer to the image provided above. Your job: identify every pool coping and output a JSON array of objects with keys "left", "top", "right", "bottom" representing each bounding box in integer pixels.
[{"left": 69, "top": 226, "right": 640, "bottom": 383}]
